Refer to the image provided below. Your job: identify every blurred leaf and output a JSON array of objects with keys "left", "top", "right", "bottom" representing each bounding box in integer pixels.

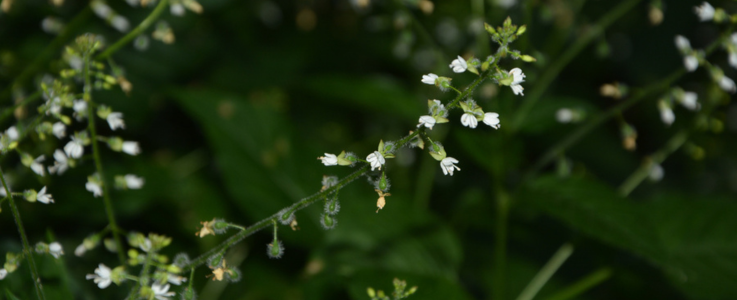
[
  {"left": 519, "top": 175, "right": 737, "bottom": 300},
  {"left": 303, "top": 75, "right": 422, "bottom": 121}
]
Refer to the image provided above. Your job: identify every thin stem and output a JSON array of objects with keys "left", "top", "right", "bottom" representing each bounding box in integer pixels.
[
  {"left": 449, "top": 86, "right": 463, "bottom": 95},
  {"left": 95, "top": 0, "right": 170, "bottom": 61},
  {"left": 0, "top": 166, "right": 46, "bottom": 300},
  {"left": 0, "top": 91, "right": 41, "bottom": 124},
  {"left": 515, "top": 243, "right": 575, "bottom": 300},
  {"left": 84, "top": 53, "right": 126, "bottom": 265},
  {"left": 545, "top": 267, "right": 611, "bottom": 300},
  {"left": 511, "top": 0, "right": 642, "bottom": 131},
  {"left": 0, "top": 8, "right": 92, "bottom": 103},
  {"left": 618, "top": 130, "right": 689, "bottom": 196}
]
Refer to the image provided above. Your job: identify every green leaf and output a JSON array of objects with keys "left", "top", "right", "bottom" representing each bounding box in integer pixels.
[{"left": 519, "top": 175, "right": 737, "bottom": 300}]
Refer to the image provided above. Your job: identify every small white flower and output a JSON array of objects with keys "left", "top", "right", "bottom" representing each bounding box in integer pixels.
[
  {"left": 122, "top": 141, "right": 141, "bottom": 156},
  {"left": 729, "top": 52, "right": 737, "bottom": 69},
  {"left": 166, "top": 274, "right": 187, "bottom": 285},
  {"left": 494, "top": 0, "right": 516, "bottom": 8},
  {"left": 440, "top": 157, "right": 460, "bottom": 176},
  {"left": 684, "top": 55, "right": 699, "bottom": 72},
  {"left": 366, "top": 151, "right": 385, "bottom": 171},
  {"left": 659, "top": 104, "right": 675, "bottom": 126},
  {"left": 483, "top": 112, "right": 500, "bottom": 129},
  {"left": 6, "top": 126, "right": 18, "bottom": 141},
  {"left": 318, "top": 153, "right": 338, "bottom": 166},
  {"left": 421, "top": 73, "right": 439, "bottom": 85},
  {"left": 731, "top": 32, "right": 737, "bottom": 45},
  {"left": 556, "top": 108, "right": 574, "bottom": 123},
  {"left": 30, "top": 155, "right": 46, "bottom": 176},
  {"left": 694, "top": 2, "right": 715, "bottom": 22},
  {"left": 86, "top": 180, "right": 103, "bottom": 198},
  {"left": 680, "top": 92, "right": 700, "bottom": 111},
  {"left": 0, "top": 268, "right": 6, "bottom": 280},
  {"left": 52, "top": 122, "right": 66, "bottom": 139},
  {"left": 124, "top": 174, "right": 144, "bottom": 189},
  {"left": 170, "top": 3, "right": 185, "bottom": 16},
  {"left": 140, "top": 238, "right": 152, "bottom": 252},
  {"left": 37, "top": 186, "right": 54, "bottom": 204},
  {"left": 47, "top": 97, "right": 62, "bottom": 115},
  {"left": 509, "top": 68, "right": 526, "bottom": 96},
  {"left": 111, "top": 16, "right": 130, "bottom": 32},
  {"left": 417, "top": 115, "right": 436, "bottom": 129},
  {"left": 719, "top": 76, "right": 737, "bottom": 93},
  {"left": 460, "top": 113, "right": 478, "bottom": 128},
  {"left": 92, "top": 1, "right": 112, "bottom": 18},
  {"left": 649, "top": 163, "right": 664, "bottom": 181},
  {"left": 86, "top": 263, "right": 112, "bottom": 289},
  {"left": 449, "top": 56, "right": 468, "bottom": 73},
  {"left": 107, "top": 112, "right": 125, "bottom": 131},
  {"left": 48, "top": 150, "right": 69, "bottom": 175},
  {"left": 75, "top": 243, "right": 87, "bottom": 257},
  {"left": 49, "top": 242, "right": 63, "bottom": 258},
  {"left": 152, "top": 283, "right": 175, "bottom": 300},
  {"left": 674, "top": 35, "right": 691, "bottom": 52},
  {"left": 64, "top": 137, "right": 84, "bottom": 159},
  {"left": 73, "top": 99, "right": 88, "bottom": 119}
]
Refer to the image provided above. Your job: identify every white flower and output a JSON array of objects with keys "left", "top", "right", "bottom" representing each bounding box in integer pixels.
[
  {"left": 47, "top": 97, "right": 62, "bottom": 115},
  {"left": 75, "top": 243, "right": 87, "bottom": 257},
  {"left": 649, "top": 163, "right": 664, "bottom": 181},
  {"left": 166, "top": 274, "right": 187, "bottom": 285},
  {"left": 111, "top": 16, "right": 130, "bottom": 32},
  {"left": 460, "top": 113, "right": 478, "bottom": 128},
  {"left": 494, "top": 0, "right": 516, "bottom": 8},
  {"left": 0, "top": 268, "right": 6, "bottom": 280},
  {"left": 92, "top": 1, "right": 112, "bottom": 18},
  {"left": 440, "top": 157, "right": 460, "bottom": 176},
  {"left": 140, "top": 238, "right": 152, "bottom": 252},
  {"left": 421, "top": 73, "right": 439, "bottom": 85},
  {"left": 86, "top": 180, "right": 103, "bottom": 198},
  {"left": 366, "top": 151, "right": 385, "bottom": 171},
  {"left": 64, "top": 137, "right": 84, "bottom": 159},
  {"left": 30, "top": 155, "right": 45, "bottom": 176},
  {"left": 170, "top": 3, "right": 185, "bottom": 16},
  {"left": 694, "top": 2, "right": 715, "bottom": 22},
  {"left": 152, "top": 283, "right": 175, "bottom": 300},
  {"left": 37, "top": 186, "right": 54, "bottom": 204},
  {"left": 52, "top": 122, "right": 66, "bottom": 139},
  {"left": 449, "top": 56, "right": 468, "bottom": 73},
  {"left": 48, "top": 150, "right": 69, "bottom": 175},
  {"left": 73, "top": 99, "right": 88, "bottom": 119},
  {"left": 107, "top": 112, "right": 125, "bottom": 131},
  {"left": 729, "top": 52, "right": 737, "bottom": 69},
  {"left": 6, "top": 126, "right": 18, "bottom": 141},
  {"left": 684, "top": 55, "right": 699, "bottom": 72},
  {"left": 86, "top": 263, "right": 112, "bottom": 289},
  {"left": 122, "top": 141, "right": 141, "bottom": 156},
  {"left": 674, "top": 35, "right": 691, "bottom": 52},
  {"left": 417, "top": 115, "right": 436, "bottom": 129},
  {"left": 318, "top": 153, "right": 338, "bottom": 166},
  {"left": 509, "top": 68, "right": 525, "bottom": 96},
  {"left": 719, "top": 76, "right": 736, "bottom": 93},
  {"left": 124, "top": 174, "right": 144, "bottom": 189},
  {"left": 659, "top": 104, "right": 675, "bottom": 126},
  {"left": 49, "top": 242, "right": 63, "bottom": 258},
  {"left": 556, "top": 108, "right": 574, "bottom": 123},
  {"left": 731, "top": 32, "right": 737, "bottom": 45},
  {"left": 483, "top": 112, "right": 500, "bottom": 129},
  {"left": 680, "top": 92, "right": 700, "bottom": 111}
]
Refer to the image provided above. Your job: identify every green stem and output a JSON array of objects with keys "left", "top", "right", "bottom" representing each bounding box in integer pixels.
[
  {"left": 511, "top": 0, "right": 642, "bottom": 131},
  {"left": 545, "top": 267, "right": 611, "bottom": 300},
  {"left": 618, "top": 130, "right": 689, "bottom": 196},
  {"left": 95, "top": 0, "right": 170, "bottom": 61},
  {"left": 0, "top": 166, "right": 46, "bottom": 300},
  {"left": 84, "top": 53, "right": 126, "bottom": 265},
  {"left": 0, "top": 91, "right": 41, "bottom": 124},
  {"left": 0, "top": 8, "right": 92, "bottom": 103},
  {"left": 515, "top": 243, "right": 575, "bottom": 300},
  {"left": 128, "top": 250, "right": 155, "bottom": 299}
]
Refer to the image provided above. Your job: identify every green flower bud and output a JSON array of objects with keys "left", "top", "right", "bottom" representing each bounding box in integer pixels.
[
  {"left": 24, "top": 189, "right": 38, "bottom": 202},
  {"left": 428, "top": 142, "right": 447, "bottom": 161}
]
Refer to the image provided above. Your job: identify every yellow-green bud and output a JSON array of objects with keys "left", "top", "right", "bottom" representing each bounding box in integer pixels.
[{"left": 521, "top": 54, "right": 537, "bottom": 62}]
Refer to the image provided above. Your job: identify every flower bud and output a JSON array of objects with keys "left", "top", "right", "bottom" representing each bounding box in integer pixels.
[
  {"left": 320, "top": 213, "right": 336, "bottom": 230},
  {"left": 428, "top": 141, "right": 446, "bottom": 161},
  {"left": 267, "top": 240, "right": 284, "bottom": 259}
]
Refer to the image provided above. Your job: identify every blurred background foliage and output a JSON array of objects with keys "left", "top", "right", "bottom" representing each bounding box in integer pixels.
[{"left": 2, "top": 0, "right": 737, "bottom": 299}]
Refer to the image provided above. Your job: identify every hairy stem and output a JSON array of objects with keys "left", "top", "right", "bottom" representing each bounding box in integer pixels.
[
  {"left": 511, "top": 0, "right": 642, "bottom": 131},
  {"left": 0, "top": 166, "right": 46, "bottom": 300},
  {"left": 95, "top": 0, "right": 170, "bottom": 61},
  {"left": 515, "top": 243, "right": 574, "bottom": 300},
  {"left": 84, "top": 53, "right": 126, "bottom": 265}
]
